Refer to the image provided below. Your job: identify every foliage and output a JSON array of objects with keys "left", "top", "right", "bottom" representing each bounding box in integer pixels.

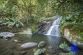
[
  {"left": 59, "top": 42, "right": 70, "bottom": 52},
  {"left": 54, "top": 0, "right": 83, "bottom": 25},
  {"left": 58, "top": 0, "right": 83, "bottom": 37},
  {"left": 34, "top": 48, "right": 46, "bottom": 55},
  {"left": 0, "top": 18, "right": 24, "bottom": 28},
  {"left": 0, "top": 0, "right": 83, "bottom": 32}
]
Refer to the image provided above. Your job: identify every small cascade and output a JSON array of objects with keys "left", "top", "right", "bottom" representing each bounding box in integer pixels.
[
  {"left": 46, "top": 16, "right": 62, "bottom": 54},
  {"left": 46, "top": 16, "right": 62, "bottom": 37}
]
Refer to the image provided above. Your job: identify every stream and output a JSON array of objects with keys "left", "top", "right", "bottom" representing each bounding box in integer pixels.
[
  {"left": 0, "top": 33, "right": 68, "bottom": 55},
  {"left": 0, "top": 16, "right": 82, "bottom": 55}
]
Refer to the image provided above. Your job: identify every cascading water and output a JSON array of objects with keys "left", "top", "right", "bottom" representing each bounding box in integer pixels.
[
  {"left": 45, "top": 16, "right": 62, "bottom": 54},
  {"left": 46, "top": 16, "right": 62, "bottom": 37}
]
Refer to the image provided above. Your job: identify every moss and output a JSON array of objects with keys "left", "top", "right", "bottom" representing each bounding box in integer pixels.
[
  {"left": 61, "top": 22, "right": 83, "bottom": 42},
  {"left": 61, "top": 23, "right": 83, "bottom": 33}
]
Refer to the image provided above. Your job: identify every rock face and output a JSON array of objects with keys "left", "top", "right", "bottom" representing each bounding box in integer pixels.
[
  {"left": 20, "top": 42, "right": 37, "bottom": 49},
  {"left": 38, "top": 21, "right": 52, "bottom": 34},
  {"left": 0, "top": 32, "right": 15, "bottom": 40}
]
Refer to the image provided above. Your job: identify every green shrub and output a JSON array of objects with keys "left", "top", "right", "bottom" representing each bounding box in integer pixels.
[{"left": 0, "top": 18, "right": 24, "bottom": 28}]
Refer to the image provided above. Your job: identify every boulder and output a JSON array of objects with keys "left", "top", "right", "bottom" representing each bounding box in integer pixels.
[
  {"left": 0, "top": 32, "right": 15, "bottom": 40},
  {"left": 20, "top": 42, "right": 37, "bottom": 49},
  {"left": 38, "top": 41, "right": 46, "bottom": 48}
]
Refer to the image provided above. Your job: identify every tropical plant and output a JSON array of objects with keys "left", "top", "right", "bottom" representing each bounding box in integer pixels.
[{"left": 0, "top": 18, "right": 24, "bottom": 28}]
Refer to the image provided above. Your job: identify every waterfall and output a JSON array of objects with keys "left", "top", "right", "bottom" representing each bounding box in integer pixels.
[
  {"left": 45, "top": 16, "right": 62, "bottom": 37},
  {"left": 45, "top": 16, "right": 62, "bottom": 54}
]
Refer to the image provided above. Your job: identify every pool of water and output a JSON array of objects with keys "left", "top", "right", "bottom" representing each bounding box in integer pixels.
[
  {"left": 0, "top": 34, "right": 82, "bottom": 55},
  {"left": 0, "top": 34, "right": 48, "bottom": 55}
]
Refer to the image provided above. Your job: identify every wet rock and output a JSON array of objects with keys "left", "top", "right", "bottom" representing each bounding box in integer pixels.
[
  {"left": 20, "top": 42, "right": 37, "bottom": 49},
  {"left": 0, "top": 32, "right": 15, "bottom": 40},
  {"left": 13, "top": 39, "right": 18, "bottom": 42},
  {"left": 38, "top": 41, "right": 46, "bottom": 48},
  {"left": 38, "top": 21, "right": 51, "bottom": 34}
]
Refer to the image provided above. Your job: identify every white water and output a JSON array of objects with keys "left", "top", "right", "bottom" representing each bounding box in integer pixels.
[{"left": 46, "top": 16, "right": 62, "bottom": 37}]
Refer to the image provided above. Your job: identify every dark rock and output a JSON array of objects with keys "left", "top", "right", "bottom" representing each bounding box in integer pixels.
[{"left": 37, "top": 21, "right": 52, "bottom": 34}]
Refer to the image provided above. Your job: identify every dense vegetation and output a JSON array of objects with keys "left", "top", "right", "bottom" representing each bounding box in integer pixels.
[
  {"left": 0, "top": 0, "right": 83, "bottom": 34},
  {"left": 58, "top": 0, "right": 83, "bottom": 37}
]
